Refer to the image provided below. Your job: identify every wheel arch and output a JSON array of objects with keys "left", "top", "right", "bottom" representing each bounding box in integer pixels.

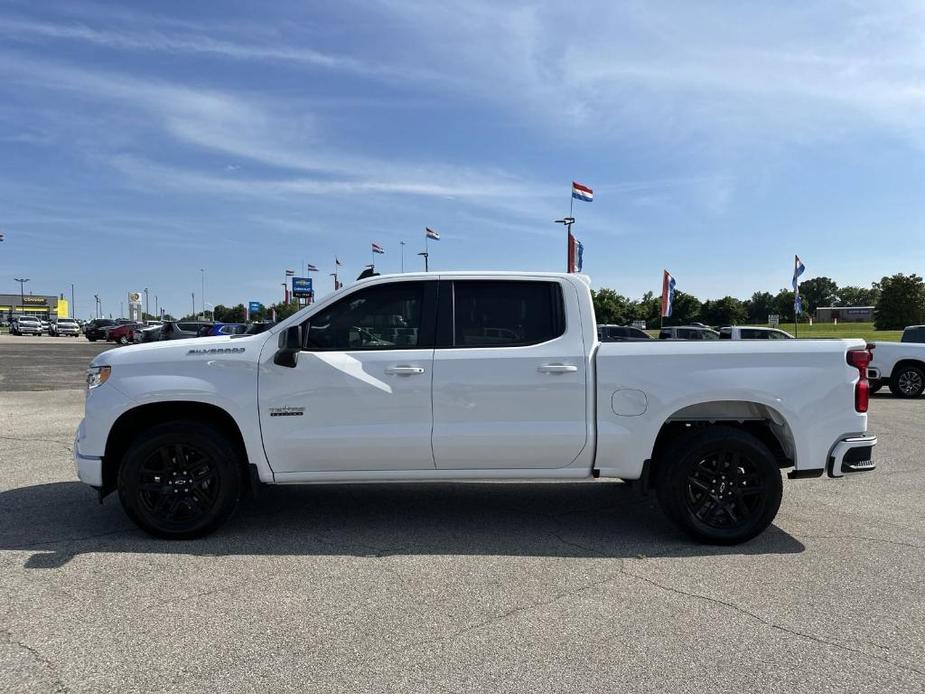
[
  {"left": 101, "top": 401, "right": 249, "bottom": 498},
  {"left": 649, "top": 400, "right": 796, "bottom": 480},
  {"left": 891, "top": 358, "right": 925, "bottom": 377}
]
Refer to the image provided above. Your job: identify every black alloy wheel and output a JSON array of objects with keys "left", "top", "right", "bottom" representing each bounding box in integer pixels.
[
  {"left": 656, "top": 426, "right": 783, "bottom": 545},
  {"left": 118, "top": 421, "right": 242, "bottom": 539}
]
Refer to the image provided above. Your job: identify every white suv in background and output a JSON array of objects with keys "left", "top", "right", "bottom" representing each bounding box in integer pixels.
[
  {"left": 719, "top": 326, "right": 793, "bottom": 340},
  {"left": 49, "top": 319, "right": 81, "bottom": 337}
]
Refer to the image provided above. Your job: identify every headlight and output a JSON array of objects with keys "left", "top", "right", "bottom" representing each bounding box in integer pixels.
[{"left": 86, "top": 365, "right": 111, "bottom": 389}]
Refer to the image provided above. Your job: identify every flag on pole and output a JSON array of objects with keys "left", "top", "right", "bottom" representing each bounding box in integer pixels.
[
  {"left": 285, "top": 269, "right": 295, "bottom": 276},
  {"left": 0, "top": 233, "right": 4, "bottom": 242},
  {"left": 335, "top": 258, "right": 342, "bottom": 267},
  {"left": 792, "top": 255, "right": 805, "bottom": 315},
  {"left": 567, "top": 232, "right": 584, "bottom": 273},
  {"left": 661, "top": 270, "right": 676, "bottom": 318},
  {"left": 571, "top": 181, "right": 593, "bottom": 202},
  {"left": 792, "top": 255, "right": 805, "bottom": 291},
  {"left": 425, "top": 228, "right": 440, "bottom": 240},
  {"left": 306, "top": 264, "right": 318, "bottom": 272},
  {"left": 372, "top": 242, "right": 384, "bottom": 254}
]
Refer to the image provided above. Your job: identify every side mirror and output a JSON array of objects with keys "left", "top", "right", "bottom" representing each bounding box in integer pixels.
[{"left": 273, "top": 325, "right": 302, "bottom": 368}]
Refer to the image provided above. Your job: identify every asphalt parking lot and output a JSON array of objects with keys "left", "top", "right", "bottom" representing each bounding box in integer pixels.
[{"left": 1, "top": 338, "right": 923, "bottom": 693}]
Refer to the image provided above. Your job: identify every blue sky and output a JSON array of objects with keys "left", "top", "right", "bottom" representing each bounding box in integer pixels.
[{"left": 1, "top": 0, "right": 923, "bottom": 318}]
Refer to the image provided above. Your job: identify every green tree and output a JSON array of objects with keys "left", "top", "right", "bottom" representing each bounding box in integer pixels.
[
  {"left": 874, "top": 273, "right": 925, "bottom": 330},
  {"left": 637, "top": 291, "right": 661, "bottom": 328},
  {"left": 836, "top": 285, "right": 880, "bottom": 307},
  {"left": 700, "top": 296, "right": 747, "bottom": 326},
  {"left": 666, "top": 290, "right": 701, "bottom": 325},
  {"left": 591, "top": 288, "right": 635, "bottom": 324},
  {"left": 798, "top": 276, "right": 838, "bottom": 312},
  {"left": 745, "top": 291, "right": 775, "bottom": 323},
  {"left": 214, "top": 303, "right": 247, "bottom": 323}
]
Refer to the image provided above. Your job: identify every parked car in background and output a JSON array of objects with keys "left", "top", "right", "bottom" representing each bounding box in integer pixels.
[
  {"left": 138, "top": 321, "right": 214, "bottom": 342},
  {"left": 84, "top": 319, "right": 117, "bottom": 342},
  {"left": 719, "top": 326, "right": 793, "bottom": 340},
  {"left": 597, "top": 324, "right": 652, "bottom": 341},
  {"left": 107, "top": 322, "right": 143, "bottom": 345},
  {"left": 244, "top": 321, "right": 275, "bottom": 335},
  {"left": 10, "top": 315, "right": 43, "bottom": 336},
  {"left": 208, "top": 323, "right": 248, "bottom": 336},
  {"left": 659, "top": 326, "right": 721, "bottom": 340},
  {"left": 40, "top": 319, "right": 50, "bottom": 334},
  {"left": 868, "top": 326, "right": 925, "bottom": 398},
  {"left": 48, "top": 319, "right": 81, "bottom": 337}
]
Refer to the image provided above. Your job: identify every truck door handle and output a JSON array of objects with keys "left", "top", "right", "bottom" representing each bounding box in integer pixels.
[
  {"left": 384, "top": 365, "right": 425, "bottom": 375},
  {"left": 538, "top": 364, "right": 578, "bottom": 374}
]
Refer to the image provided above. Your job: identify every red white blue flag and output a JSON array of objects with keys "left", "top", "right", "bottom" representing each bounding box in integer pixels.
[
  {"left": 372, "top": 242, "right": 384, "bottom": 254},
  {"left": 426, "top": 228, "right": 440, "bottom": 240},
  {"left": 285, "top": 269, "right": 295, "bottom": 276},
  {"left": 661, "top": 270, "right": 676, "bottom": 318},
  {"left": 572, "top": 181, "right": 593, "bottom": 202},
  {"left": 306, "top": 263, "right": 318, "bottom": 272}
]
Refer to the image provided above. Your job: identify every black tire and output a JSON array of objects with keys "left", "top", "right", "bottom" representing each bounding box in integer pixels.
[
  {"left": 118, "top": 421, "right": 242, "bottom": 539},
  {"left": 869, "top": 380, "right": 883, "bottom": 394},
  {"left": 87, "top": 335, "right": 97, "bottom": 342},
  {"left": 655, "top": 426, "right": 783, "bottom": 545},
  {"left": 889, "top": 364, "right": 925, "bottom": 398}
]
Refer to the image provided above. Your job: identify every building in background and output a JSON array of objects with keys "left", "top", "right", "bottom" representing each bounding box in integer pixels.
[
  {"left": 0, "top": 293, "right": 69, "bottom": 320},
  {"left": 814, "top": 306, "right": 874, "bottom": 323}
]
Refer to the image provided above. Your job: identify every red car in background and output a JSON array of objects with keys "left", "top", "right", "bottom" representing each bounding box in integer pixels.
[{"left": 106, "top": 322, "right": 142, "bottom": 345}]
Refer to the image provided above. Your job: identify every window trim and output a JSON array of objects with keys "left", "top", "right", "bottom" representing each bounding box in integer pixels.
[
  {"left": 299, "top": 279, "right": 437, "bottom": 352},
  {"left": 437, "top": 278, "right": 567, "bottom": 350}
]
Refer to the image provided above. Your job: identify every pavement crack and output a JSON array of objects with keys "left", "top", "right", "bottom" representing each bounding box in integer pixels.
[
  {"left": 619, "top": 568, "right": 925, "bottom": 679},
  {"left": 1, "top": 627, "right": 69, "bottom": 692},
  {"left": 800, "top": 534, "right": 925, "bottom": 551},
  {"left": 387, "top": 570, "right": 621, "bottom": 658}
]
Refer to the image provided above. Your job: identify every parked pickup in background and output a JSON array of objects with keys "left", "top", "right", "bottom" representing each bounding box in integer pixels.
[
  {"left": 868, "top": 325, "right": 925, "bottom": 398},
  {"left": 74, "top": 271, "right": 877, "bottom": 544}
]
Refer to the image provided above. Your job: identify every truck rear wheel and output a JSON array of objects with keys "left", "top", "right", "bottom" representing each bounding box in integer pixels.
[
  {"left": 655, "top": 426, "right": 783, "bottom": 545},
  {"left": 889, "top": 364, "right": 924, "bottom": 398},
  {"left": 117, "top": 421, "right": 242, "bottom": 539}
]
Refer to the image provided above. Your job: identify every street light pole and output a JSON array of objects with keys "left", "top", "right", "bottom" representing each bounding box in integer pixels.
[
  {"left": 13, "top": 277, "right": 29, "bottom": 315},
  {"left": 144, "top": 287, "right": 149, "bottom": 319},
  {"left": 400, "top": 241, "right": 406, "bottom": 273},
  {"left": 200, "top": 269, "right": 205, "bottom": 320},
  {"left": 192, "top": 292, "right": 195, "bottom": 318},
  {"left": 155, "top": 295, "right": 159, "bottom": 319},
  {"left": 71, "top": 283, "right": 75, "bottom": 320},
  {"left": 417, "top": 251, "right": 429, "bottom": 272}
]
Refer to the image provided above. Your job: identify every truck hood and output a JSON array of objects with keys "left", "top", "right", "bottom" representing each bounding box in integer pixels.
[{"left": 90, "top": 333, "right": 271, "bottom": 368}]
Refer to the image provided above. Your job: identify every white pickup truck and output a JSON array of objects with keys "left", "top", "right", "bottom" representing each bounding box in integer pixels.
[
  {"left": 75, "top": 272, "right": 877, "bottom": 544},
  {"left": 868, "top": 325, "right": 925, "bottom": 398}
]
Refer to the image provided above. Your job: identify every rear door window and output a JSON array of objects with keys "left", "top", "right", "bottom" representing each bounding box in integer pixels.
[{"left": 449, "top": 280, "right": 564, "bottom": 347}]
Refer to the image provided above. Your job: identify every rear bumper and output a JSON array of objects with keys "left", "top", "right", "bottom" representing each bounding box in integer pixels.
[{"left": 827, "top": 434, "right": 877, "bottom": 478}]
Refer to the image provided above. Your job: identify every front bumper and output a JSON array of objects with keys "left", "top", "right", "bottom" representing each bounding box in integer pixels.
[
  {"left": 827, "top": 434, "right": 877, "bottom": 478},
  {"left": 73, "top": 424, "right": 103, "bottom": 487}
]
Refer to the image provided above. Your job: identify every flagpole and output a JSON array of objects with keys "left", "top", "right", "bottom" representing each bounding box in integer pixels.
[{"left": 400, "top": 241, "right": 405, "bottom": 272}]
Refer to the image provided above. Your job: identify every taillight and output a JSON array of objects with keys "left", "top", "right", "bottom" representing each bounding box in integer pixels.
[{"left": 847, "top": 345, "right": 874, "bottom": 413}]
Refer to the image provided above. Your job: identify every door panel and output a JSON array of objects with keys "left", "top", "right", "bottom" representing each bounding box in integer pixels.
[
  {"left": 259, "top": 279, "right": 437, "bottom": 473},
  {"left": 431, "top": 279, "right": 588, "bottom": 470}
]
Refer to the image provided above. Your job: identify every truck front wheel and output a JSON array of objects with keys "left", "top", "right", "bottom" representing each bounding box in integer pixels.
[
  {"left": 655, "top": 426, "right": 783, "bottom": 545},
  {"left": 117, "top": 421, "right": 243, "bottom": 539}
]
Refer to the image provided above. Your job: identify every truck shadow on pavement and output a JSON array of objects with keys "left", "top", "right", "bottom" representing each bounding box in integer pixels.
[{"left": 1, "top": 480, "right": 805, "bottom": 569}]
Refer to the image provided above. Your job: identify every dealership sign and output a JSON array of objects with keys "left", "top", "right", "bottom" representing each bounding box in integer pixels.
[
  {"left": 291, "top": 277, "right": 313, "bottom": 298},
  {"left": 22, "top": 296, "right": 47, "bottom": 305},
  {"left": 248, "top": 301, "right": 262, "bottom": 315}
]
